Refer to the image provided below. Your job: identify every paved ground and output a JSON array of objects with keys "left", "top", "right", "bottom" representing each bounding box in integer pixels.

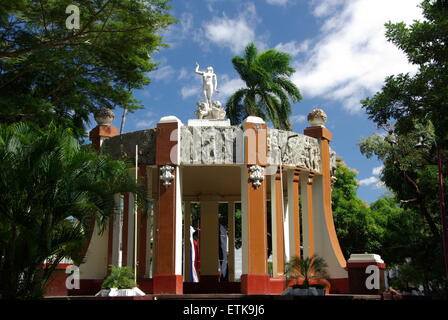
[{"left": 44, "top": 293, "right": 383, "bottom": 300}]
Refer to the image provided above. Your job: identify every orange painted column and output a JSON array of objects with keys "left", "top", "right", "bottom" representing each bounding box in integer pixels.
[
  {"left": 291, "top": 170, "right": 301, "bottom": 258},
  {"left": 270, "top": 169, "right": 285, "bottom": 277},
  {"left": 241, "top": 117, "right": 269, "bottom": 294},
  {"left": 301, "top": 173, "right": 315, "bottom": 258},
  {"left": 304, "top": 125, "right": 348, "bottom": 292},
  {"left": 153, "top": 116, "right": 183, "bottom": 294}
]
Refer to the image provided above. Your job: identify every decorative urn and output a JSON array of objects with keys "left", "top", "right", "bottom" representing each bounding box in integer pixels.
[
  {"left": 94, "top": 108, "right": 115, "bottom": 126},
  {"left": 307, "top": 109, "right": 327, "bottom": 127}
]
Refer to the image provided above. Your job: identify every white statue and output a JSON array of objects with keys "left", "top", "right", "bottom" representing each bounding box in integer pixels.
[
  {"left": 195, "top": 62, "right": 218, "bottom": 108},
  {"left": 194, "top": 63, "right": 226, "bottom": 120}
]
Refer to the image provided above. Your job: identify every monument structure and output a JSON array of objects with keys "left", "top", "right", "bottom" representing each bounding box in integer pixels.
[{"left": 50, "top": 65, "right": 386, "bottom": 296}]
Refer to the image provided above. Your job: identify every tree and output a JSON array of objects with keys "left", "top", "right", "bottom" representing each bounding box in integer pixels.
[
  {"left": 360, "top": 0, "right": 448, "bottom": 292},
  {"left": 226, "top": 43, "right": 302, "bottom": 130},
  {"left": 359, "top": 123, "right": 442, "bottom": 240},
  {"left": 0, "top": 122, "right": 144, "bottom": 299},
  {"left": 0, "top": 0, "right": 176, "bottom": 138},
  {"left": 359, "top": 125, "right": 447, "bottom": 296},
  {"left": 331, "top": 158, "right": 384, "bottom": 258}
]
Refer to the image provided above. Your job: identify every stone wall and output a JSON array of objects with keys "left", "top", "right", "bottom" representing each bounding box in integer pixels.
[
  {"left": 180, "top": 126, "right": 243, "bottom": 164},
  {"left": 267, "top": 129, "right": 321, "bottom": 173},
  {"left": 101, "top": 129, "right": 156, "bottom": 165},
  {"left": 101, "top": 126, "right": 330, "bottom": 174}
]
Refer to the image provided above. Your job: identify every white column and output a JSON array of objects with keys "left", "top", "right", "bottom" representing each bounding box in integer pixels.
[
  {"left": 111, "top": 194, "right": 122, "bottom": 266},
  {"left": 283, "top": 173, "right": 291, "bottom": 263},
  {"left": 127, "top": 193, "right": 135, "bottom": 267},
  {"left": 200, "top": 201, "right": 219, "bottom": 276},
  {"left": 175, "top": 166, "right": 183, "bottom": 275},
  {"left": 270, "top": 174, "right": 281, "bottom": 275},
  {"left": 184, "top": 201, "right": 192, "bottom": 281},
  {"left": 286, "top": 169, "right": 296, "bottom": 260},
  {"left": 228, "top": 201, "right": 235, "bottom": 282}
]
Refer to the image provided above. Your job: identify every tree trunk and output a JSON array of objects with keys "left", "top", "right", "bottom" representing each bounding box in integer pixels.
[{"left": 120, "top": 107, "right": 128, "bottom": 135}]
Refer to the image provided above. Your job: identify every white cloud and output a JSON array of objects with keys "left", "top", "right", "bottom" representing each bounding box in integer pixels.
[
  {"left": 178, "top": 67, "right": 189, "bottom": 81},
  {"left": 275, "top": 40, "right": 309, "bottom": 57},
  {"left": 311, "top": 0, "right": 345, "bottom": 17},
  {"left": 200, "top": 3, "right": 265, "bottom": 54},
  {"left": 217, "top": 74, "right": 246, "bottom": 100},
  {"left": 358, "top": 175, "right": 385, "bottom": 189},
  {"left": 151, "top": 65, "right": 175, "bottom": 82},
  {"left": 292, "top": 0, "right": 422, "bottom": 113},
  {"left": 135, "top": 119, "right": 154, "bottom": 129},
  {"left": 266, "top": 0, "right": 290, "bottom": 6},
  {"left": 162, "top": 12, "right": 194, "bottom": 46},
  {"left": 180, "top": 86, "right": 200, "bottom": 99},
  {"left": 372, "top": 165, "right": 384, "bottom": 176},
  {"left": 290, "top": 114, "right": 306, "bottom": 124},
  {"left": 358, "top": 176, "right": 379, "bottom": 186}
]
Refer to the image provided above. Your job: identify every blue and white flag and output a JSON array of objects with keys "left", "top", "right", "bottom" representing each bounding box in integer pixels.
[{"left": 190, "top": 226, "right": 199, "bottom": 282}]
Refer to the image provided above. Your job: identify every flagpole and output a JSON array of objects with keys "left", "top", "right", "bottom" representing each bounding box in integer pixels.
[{"left": 134, "top": 144, "right": 138, "bottom": 284}]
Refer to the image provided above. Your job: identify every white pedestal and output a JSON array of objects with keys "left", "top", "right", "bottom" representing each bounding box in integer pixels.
[{"left": 187, "top": 119, "right": 231, "bottom": 127}]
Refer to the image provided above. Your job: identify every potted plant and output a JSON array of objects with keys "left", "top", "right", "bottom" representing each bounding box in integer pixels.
[
  {"left": 282, "top": 255, "right": 329, "bottom": 296},
  {"left": 95, "top": 265, "right": 145, "bottom": 297}
]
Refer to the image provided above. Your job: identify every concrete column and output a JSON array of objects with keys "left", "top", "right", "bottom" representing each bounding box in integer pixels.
[
  {"left": 184, "top": 201, "right": 192, "bottom": 282},
  {"left": 228, "top": 202, "right": 236, "bottom": 282},
  {"left": 121, "top": 193, "right": 129, "bottom": 266},
  {"left": 111, "top": 194, "right": 122, "bottom": 267},
  {"left": 240, "top": 116, "right": 269, "bottom": 294},
  {"left": 286, "top": 169, "right": 301, "bottom": 259},
  {"left": 270, "top": 170, "right": 285, "bottom": 277},
  {"left": 153, "top": 116, "right": 183, "bottom": 294},
  {"left": 126, "top": 191, "right": 135, "bottom": 268},
  {"left": 300, "top": 173, "right": 315, "bottom": 258},
  {"left": 200, "top": 201, "right": 219, "bottom": 282},
  {"left": 304, "top": 125, "right": 348, "bottom": 285},
  {"left": 89, "top": 124, "right": 118, "bottom": 151}
]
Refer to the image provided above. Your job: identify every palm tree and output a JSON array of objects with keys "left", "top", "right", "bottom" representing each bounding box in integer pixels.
[
  {"left": 226, "top": 42, "right": 302, "bottom": 130},
  {"left": 285, "top": 255, "right": 329, "bottom": 288},
  {"left": 0, "top": 122, "right": 144, "bottom": 299}
]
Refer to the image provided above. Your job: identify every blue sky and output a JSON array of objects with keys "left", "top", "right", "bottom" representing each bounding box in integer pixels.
[{"left": 98, "top": 0, "right": 424, "bottom": 204}]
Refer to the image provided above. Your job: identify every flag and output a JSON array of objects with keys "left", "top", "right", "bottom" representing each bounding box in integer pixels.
[
  {"left": 219, "top": 224, "right": 228, "bottom": 279},
  {"left": 190, "top": 226, "right": 199, "bottom": 282}
]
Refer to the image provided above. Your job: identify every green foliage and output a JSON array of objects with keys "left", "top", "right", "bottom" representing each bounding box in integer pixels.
[
  {"left": 0, "top": 0, "right": 176, "bottom": 138},
  {"left": 0, "top": 122, "right": 144, "bottom": 299},
  {"left": 331, "top": 159, "right": 384, "bottom": 257},
  {"left": 226, "top": 43, "right": 302, "bottom": 130},
  {"left": 358, "top": 123, "right": 447, "bottom": 295},
  {"left": 102, "top": 265, "right": 136, "bottom": 289},
  {"left": 285, "top": 255, "right": 329, "bottom": 288},
  {"left": 358, "top": 123, "right": 443, "bottom": 240},
  {"left": 359, "top": 0, "right": 448, "bottom": 290}
]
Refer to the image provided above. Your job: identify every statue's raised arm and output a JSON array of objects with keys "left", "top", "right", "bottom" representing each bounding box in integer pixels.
[{"left": 195, "top": 62, "right": 204, "bottom": 75}]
